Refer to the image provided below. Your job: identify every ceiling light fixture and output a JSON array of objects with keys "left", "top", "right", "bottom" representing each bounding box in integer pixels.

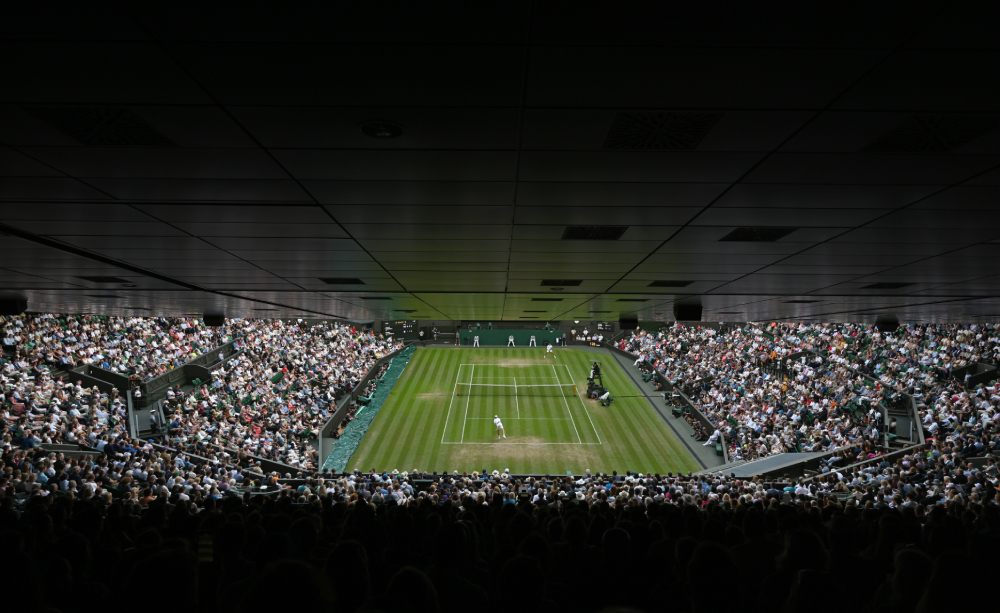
[{"left": 361, "top": 120, "right": 404, "bottom": 138}]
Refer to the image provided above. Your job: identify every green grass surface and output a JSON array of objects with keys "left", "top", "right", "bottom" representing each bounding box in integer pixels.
[{"left": 348, "top": 347, "right": 700, "bottom": 475}]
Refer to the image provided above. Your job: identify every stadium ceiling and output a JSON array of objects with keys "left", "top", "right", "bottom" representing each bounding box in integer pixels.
[{"left": 2, "top": 2, "right": 1000, "bottom": 323}]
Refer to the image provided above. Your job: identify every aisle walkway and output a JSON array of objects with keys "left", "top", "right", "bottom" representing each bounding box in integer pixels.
[{"left": 604, "top": 348, "right": 723, "bottom": 470}]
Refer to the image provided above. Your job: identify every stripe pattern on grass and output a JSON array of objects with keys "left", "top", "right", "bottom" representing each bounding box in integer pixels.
[{"left": 348, "top": 347, "right": 701, "bottom": 475}]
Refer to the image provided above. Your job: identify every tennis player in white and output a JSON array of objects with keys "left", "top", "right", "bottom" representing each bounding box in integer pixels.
[
  {"left": 543, "top": 342, "right": 556, "bottom": 358},
  {"left": 494, "top": 415, "right": 506, "bottom": 439}
]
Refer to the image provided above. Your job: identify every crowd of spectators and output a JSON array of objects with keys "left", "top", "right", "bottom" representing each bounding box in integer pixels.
[
  {"left": 1, "top": 364, "right": 132, "bottom": 453},
  {"left": 3, "top": 435, "right": 998, "bottom": 613},
  {"left": 618, "top": 324, "right": 892, "bottom": 462},
  {"left": 615, "top": 323, "right": 1000, "bottom": 464},
  {"left": 160, "top": 320, "right": 401, "bottom": 471},
  {"left": 2, "top": 313, "right": 249, "bottom": 382},
  {"left": 3, "top": 314, "right": 402, "bottom": 475}
]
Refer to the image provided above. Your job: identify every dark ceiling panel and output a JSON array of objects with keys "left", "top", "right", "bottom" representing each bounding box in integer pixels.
[
  {"left": 88, "top": 178, "right": 312, "bottom": 202},
  {"left": 0, "top": 42, "right": 211, "bottom": 104},
  {"left": 169, "top": 43, "right": 525, "bottom": 106},
  {"left": 834, "top": 50, "right": 1000, "bottom": 111},
  {"left": 276, "top": 150, "right": 517, "bottom": 181},
  {"left": 518, "top": 151, "right": 764, "bottom": 182},
  {"left": 0, "top": 178, "right": 110, "bottom": 200},
  {"left": 526, "top": 47, "right": 880, "bottom": 108},
  {"left": 516, "top": 182, "right": 727, "bottom": 207},
  {"left": 232, "top": 106, "right": 521, "bottom": 149},
  {"left": 743, "top": 153, "right": 1000, "bottom": 184},
  {"left": 18, "top": 147, "right": 288, "bottom": 179},
  {"left": 307, "top": 181, "right": 514, "bottom": 205}
]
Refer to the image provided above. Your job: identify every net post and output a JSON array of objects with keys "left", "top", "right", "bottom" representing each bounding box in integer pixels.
[{"left": 456, "top": 383, "right": 460, "bottom": 396}]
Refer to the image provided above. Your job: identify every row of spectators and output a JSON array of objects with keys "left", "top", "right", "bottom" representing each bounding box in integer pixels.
[
  {"left": 2, "top": 436, "right": 996, "bottom": 613},
  {"left": 2, "top": 313, "right": 248, "bottom": 382}
]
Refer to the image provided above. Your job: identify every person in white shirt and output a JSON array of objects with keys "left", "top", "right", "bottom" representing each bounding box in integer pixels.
[
  {"left": 508, "top": 335, "right": 515, "bottom": 347},
  {"left": 529, "top": 334, "right": 537, "bottom": 347},
  {"left": 473, "top": 335, "right": 480, "bottom": 347},
  {"left": 494, "top": 415, "right": 506, "bottom": 439},
  {"left": 544, "top": 343, "right": 555, "bottom": 359}
]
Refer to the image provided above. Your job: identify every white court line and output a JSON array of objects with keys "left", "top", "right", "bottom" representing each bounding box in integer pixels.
[
  {"left": 564, "top": 364, "right": 602, "bottom": 444},
  {"left": 513, "top": 376, "right": 519, "bottom": 418},
  {"left": 466, "top": 417, "right": 571, "bottom": 420},
  {"left": 460, "top": 364, "right": 474, "bottom": 443},
  {"left": 440, "top": 364, "right": 464, "bottom": 444},
  {"left": 552, "top": 364, "right": 582, "bottom": 443},
  {"left": 442, "top": 442, "right": 603, "bottom": 445}
]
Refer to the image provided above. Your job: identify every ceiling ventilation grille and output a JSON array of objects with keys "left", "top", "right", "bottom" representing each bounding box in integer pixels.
[
  {"left": 860, "top": 115, "right": 998, "bottom": 153},
  {"left": 719, "top": 227, "right": 797, "bottom": 242},
  {"left": 85, "top": 294, "right": 120, "bottom": 298},
  {"left": 531, "top": 298, "right": 563, "bottom": 302},
  {"left": 541, "top": 279, "right": 583, "bottom": 286},
  {"left": 523, "top": 310, "right": 547, "bottom": 313},
  {"left": 602, "top": 111, "right": 723, "bottom": 150},
  {"left": 319, "top": 277, "right": 365, "bottom": 285},
  {"left": 25, "top": 107, "right": 176, "bottom": 146},
  {"left": 359, "top": 296, "right": 391, "bottom": 300},
  {"left": 861, "top": 282, "right": 914, "bottom": 290},
  {"left": 784, "top": 299, "right": 819, "bottom": 304},
  {"left": 589, "top": 310, "right": 612, "bottom": 313},
  {"left": 393, "top": 309, "right": 417, "bottom": 313},
  {"left": 617, "top": 298, "right": 649, "bottom": 302},
  {"left": 76, "top": 276, "right": 128, "bottom": 284},
  {"left": 648, "top": 280, "right": 693, "bottom": 287},
  {"left": 562, "top": 226, "right": 628, "bottom": 240}
]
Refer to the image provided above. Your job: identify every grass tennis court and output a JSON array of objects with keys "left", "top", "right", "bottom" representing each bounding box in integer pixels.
[{"left": 348, "top": 347, "right": 700, "bottom": 475}]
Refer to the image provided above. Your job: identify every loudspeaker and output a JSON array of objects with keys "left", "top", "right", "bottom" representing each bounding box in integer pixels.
[
  {"left": 875, "top": 315, "right": 898, "bottom": 333},
  {"left": 0, "top": 296, "right": 27, "bottom": 316},
  {"left": 619, "top": 316, "right": 638, "bottom": 330},
  {"left": 674, "top": 304, "right": 703, "bottom": 322},
  {"left": 203, "top": 314, "right": 226, "bottom": 327}
]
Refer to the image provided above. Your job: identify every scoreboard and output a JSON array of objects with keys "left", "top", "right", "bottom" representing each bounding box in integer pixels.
[
  {"left": 383, "top": 320, "right": 418, "bottom": 338},
  {"left": 596, "top": 322, "right": 615, "bottom": 331}
]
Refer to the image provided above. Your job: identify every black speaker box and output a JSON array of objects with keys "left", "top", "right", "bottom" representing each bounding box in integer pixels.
[
  {"left": 619, "top": 316, "right": 638, "bottom": 330},
  {"left": 0, "top": 297, "right": 27, "bottom": 316},
  {"left": 875, "top": 315, "right": 899, "bottom": 333},
  {"left": 674, "top": 304, "right": 703, "bottom": 321},
  {"left": 204, "top": 314, "right": 226, "bottom": 327}
]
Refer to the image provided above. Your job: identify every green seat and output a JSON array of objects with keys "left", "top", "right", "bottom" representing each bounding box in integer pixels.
[{"left": 715, "top": 443, "right": 723, "bottom": 456}]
